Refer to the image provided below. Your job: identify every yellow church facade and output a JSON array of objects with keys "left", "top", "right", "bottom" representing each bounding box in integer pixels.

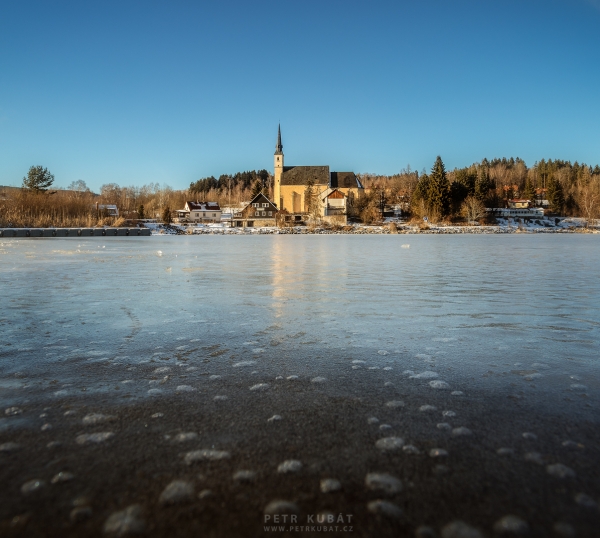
[{"left": 273, "top": 126, "right": 364, "bottom": 220}]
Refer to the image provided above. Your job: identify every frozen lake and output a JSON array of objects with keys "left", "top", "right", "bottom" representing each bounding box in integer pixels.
[
  {"left": 1, "top": 234, "right": 598, "bottom": 406},
  {"left": 1, "top": 235, "right": 599, "bottom": 537}
]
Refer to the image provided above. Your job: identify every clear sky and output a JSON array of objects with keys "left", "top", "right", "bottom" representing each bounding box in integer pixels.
[{"left": 1, "top": 0, "right": 599, "bottom": 192}]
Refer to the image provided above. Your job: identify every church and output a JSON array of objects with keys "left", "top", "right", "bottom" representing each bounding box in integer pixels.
[{"left": 273, "top": 126, "right": 364, "bottom": 223}]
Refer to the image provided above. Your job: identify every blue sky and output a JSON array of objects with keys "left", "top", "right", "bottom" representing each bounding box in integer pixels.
[{"left": 1, "top": 0, "right": 599, "bottom": 192}]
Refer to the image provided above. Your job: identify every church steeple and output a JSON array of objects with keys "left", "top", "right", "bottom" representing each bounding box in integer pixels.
[
  {"left": 275, "top": 124, "right": 283, "bottom": 155},
  {"left": 274, "top": 124, "right": 284, "bottom": 209}
]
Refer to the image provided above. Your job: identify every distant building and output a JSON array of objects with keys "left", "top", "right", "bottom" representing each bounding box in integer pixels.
[
  {"left": 487, "top": 206, "right": 545, "bottom": 219},
  {"left": 232, "top": 193, "right": 278, "bottom": 228},
  {"left": 508, "top": 199, "right": 531, "bottom": 209},
  {"left": 273, "top": 125, "right": 363, "bottom": 224},
  {"left": 96, "top": 203, "right": 119, "bottom": 217},
  {"left": 176, "top": 201, "right": 221, "bottom": 223}
]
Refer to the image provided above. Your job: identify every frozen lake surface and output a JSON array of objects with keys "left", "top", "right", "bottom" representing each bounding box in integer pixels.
[
  {"left": 0, "top": 235, "right": 599, "bottom": 537},
  {"left": 1, "top": 234, "right": 598, "bottom": 406}
]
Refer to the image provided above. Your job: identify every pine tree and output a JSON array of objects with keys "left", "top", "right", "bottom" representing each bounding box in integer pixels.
[
  {"left": 250, "top": 179, "right": 263, "bottom": 199},
  {"left": 162, "top": 206, "right": 172, "bottom": 224},
  {"left": 22, "top": 166, "right": 55, "bottom": 193},
  {"left": 475, "top": 167, "right": 491, "bottom": 201},
  {"left": 138, "top": 204, "right": 145, "bottom": 219},
  {"left": 523, "top": 177, "right": 536, "bottom": 205},
  {"left": 546, "top": 175, "right": 564, "bottom": 214},
  {"left": 427, "top": 156, "right": 450, "bottom": 217}
]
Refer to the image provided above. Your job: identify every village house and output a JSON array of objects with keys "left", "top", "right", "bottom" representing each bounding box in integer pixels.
[
  {"left": 319, "top": 188, "right": 347, "bottom": 224},
  {"left": 232, "top": 192, "right": 278, "bottom": 228},
  {"left": 508, "top": 199, "right": 531, "bottom": 209},
  {"left": 176, "top": 201, "right": 222, "bottom": 223}
]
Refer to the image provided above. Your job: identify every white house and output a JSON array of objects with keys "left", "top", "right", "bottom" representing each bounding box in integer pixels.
[
  {"left": 176, "top": 201, "right": 222, "bottom": 223},
  {"left": 319, "top": 188, "right": 347, "bottom": 224}
]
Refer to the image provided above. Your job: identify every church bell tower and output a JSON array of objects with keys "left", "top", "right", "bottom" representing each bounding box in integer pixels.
[{"left": 274, "top": 124, "right": 283, "bottom": 209}]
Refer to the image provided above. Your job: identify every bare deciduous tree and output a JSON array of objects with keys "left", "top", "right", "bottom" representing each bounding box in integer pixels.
[{"left": 461, "top": 195, "right": 486, "bottom": 224}]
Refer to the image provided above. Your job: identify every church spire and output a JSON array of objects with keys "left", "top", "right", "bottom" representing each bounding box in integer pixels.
[{"left": 275, "top": 124, "right": 283, "bottom": 155}]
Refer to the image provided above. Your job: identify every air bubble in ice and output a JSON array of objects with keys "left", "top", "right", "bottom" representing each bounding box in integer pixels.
[
  {"left": 159, "top": 480, "right": 194, "bottom": 505},
  {"left": 184, "top": 449, "right": 230, "bottom": 464},
  {"left": 104, "top": 505, "right": 145, "bottom": 535},
  {"left": 320, "top": 478, "right": 341, "bottom": 493},
  {"left": 410, "top": 371, "right": 438, "bottom": 379},
  {"left": 174, "top": 432, "right": 198, "bottom": 442},
  {"left": 82, "top": 413, "right": 114, "bottom": 426},
  {"left": 429, "top": 381, "right": 450, "bottom": 389},
  {"left": 233, "top": 361, "right": 256, "bottom": 368},
  {"left": 375, "top": 437, "right": 404, "bottom": 451},
  {"left": 365, "top": 472, "right": 402, "bottom": 494},
  {"left": 233, "top": 470, "right": 256, "bottom": 482},
  {"left": 546, "top": 463, "right": 576, "bottom": 479},
  {"left": 441, "top": 521, "right": 483, "bottom": 538},
  {"left": 366, "top": 500, "right": 403, "bottom": 519},
  {"left": 21, "top": 479, "right": 45, "bottom": 494},
  {"left": 524, "top": 452, "right": 543, "bottom": 465},
  {"left": 51, "top": 472, "right": 74, "bottom": 483},
  {"left": 176, "top": 385, "right": 196, "bottom": 392},
  {"left": 277, "top": 460, "right": 302, "bottom": 473}
]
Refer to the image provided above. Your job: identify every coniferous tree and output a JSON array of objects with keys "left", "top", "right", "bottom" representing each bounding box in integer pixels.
[
  {"left": 428, "top": 156, "right": 450, "bottom": 217},
  {"left": 22, "top": 166, "right": 55, "bottom": 193},
  {"left": 138, "top": 204, "right": 145, "bottom": 219},
  {"left": 546, "top": 175, "right": 564, "bottom": 214},
  {"left": 523, "top": 177, "right": 536, "bottom": 205},
  {"left": 475, "top": 167, "right": 491, "bottom": 201},
  {"left": 162, "top": 206, "right": 172, "bottom": 224},
  {"left": 250, "top": 179, "right": 263, "bottom": 199}
]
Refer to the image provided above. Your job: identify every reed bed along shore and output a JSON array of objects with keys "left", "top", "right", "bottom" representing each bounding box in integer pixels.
[{"left": 0, "top": 191, "right": 126, "bottom": 229}]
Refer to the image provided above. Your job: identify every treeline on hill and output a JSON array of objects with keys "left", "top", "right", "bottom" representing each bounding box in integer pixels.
[
  {"left": 189, "top": 170, "right": 272, "bottom": 206},
  {"left": 355, "top": 157, "right": 600, "bottom": 224}
]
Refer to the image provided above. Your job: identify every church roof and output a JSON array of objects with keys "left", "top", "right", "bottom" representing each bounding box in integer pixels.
[
  {"left": 281, "top": 166, "right": 329, "bottom": 186},
  {"left": 330, "top": 172, "right": 363, "bottom": 189}
]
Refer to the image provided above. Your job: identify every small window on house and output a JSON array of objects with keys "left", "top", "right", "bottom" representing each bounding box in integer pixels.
[
  {"left": 268, "top": 211, "right": 272, "bottom": 216},
  {"left": 252, "top": 203, "right": 259, "bottom": 207},
  {"left": 212, "top": 213, "right": 216, "bottom": 217},
  {"left": 262, "top": 203, "right": 268, "bottom": 207}
]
